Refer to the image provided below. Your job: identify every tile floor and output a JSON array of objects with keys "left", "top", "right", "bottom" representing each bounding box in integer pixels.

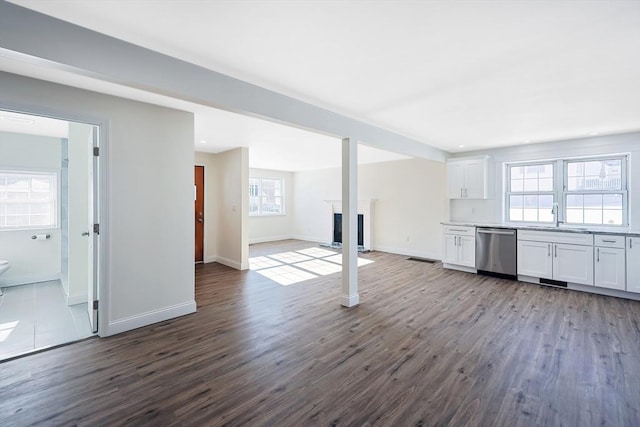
[{"left": 0, "top": 280, "right": 93, "bottom": 361}]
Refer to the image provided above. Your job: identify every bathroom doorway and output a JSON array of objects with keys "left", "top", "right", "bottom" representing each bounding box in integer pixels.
[{"left": 0, "top": 110, "right": 100, "bottom": 360}]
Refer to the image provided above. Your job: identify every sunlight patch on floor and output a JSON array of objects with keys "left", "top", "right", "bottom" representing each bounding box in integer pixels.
[{"left": 249, "top": 247, "right": 375, "bottom": 286}]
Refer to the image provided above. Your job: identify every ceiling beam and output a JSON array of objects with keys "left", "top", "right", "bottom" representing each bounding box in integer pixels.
[{"left": 0, "top": 1, "right": 447, "bottom": 162}]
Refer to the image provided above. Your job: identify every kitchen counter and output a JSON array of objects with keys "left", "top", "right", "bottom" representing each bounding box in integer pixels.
[{"left": 442, "top": 221, "right": 640, "bottom": 237}]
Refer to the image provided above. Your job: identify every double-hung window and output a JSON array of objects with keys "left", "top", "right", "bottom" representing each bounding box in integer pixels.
[
  {"left": 0, "top": 171, "right": 58, "bottom": 230},
  {"left": 564, "top": 157, "right": 626, "bottom": 226},
  {"left": 249, "top": 177, "right": 284, "bottom": 215},
  {"left": 506, "top": 155, "right": 628, "bottom": 227},
  {"left": 507, "top": 162, "right": 555, "bottom": 223}
]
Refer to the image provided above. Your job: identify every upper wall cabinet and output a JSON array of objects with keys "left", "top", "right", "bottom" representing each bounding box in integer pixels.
[{"left": 447, "top": 156, "right": 492, "bottom": 199}]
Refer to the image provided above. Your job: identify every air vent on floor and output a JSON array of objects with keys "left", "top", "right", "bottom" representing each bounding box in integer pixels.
[
  {"left": 540, "top": 278, "right": 568, "bottom": 288},
  {"left": 407, "top": 257, "right": 437, "bottom": 264}
]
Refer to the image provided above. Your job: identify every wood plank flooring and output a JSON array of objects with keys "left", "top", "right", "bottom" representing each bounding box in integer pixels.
[{"left": 1, "top": 239, "right": 639, "bottom": 426}]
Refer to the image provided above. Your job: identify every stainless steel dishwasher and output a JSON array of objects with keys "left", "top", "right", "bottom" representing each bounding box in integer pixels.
[{"left": 476, "top": 228, "right": 517, "bottom": 279}]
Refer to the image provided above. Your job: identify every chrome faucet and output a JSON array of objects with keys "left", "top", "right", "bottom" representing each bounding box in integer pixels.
[{"left": 551, "top": 202, "right": 563, "bottom": 227}]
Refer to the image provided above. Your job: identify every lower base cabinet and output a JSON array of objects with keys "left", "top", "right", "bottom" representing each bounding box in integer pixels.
[
  {"left": 517, "top": 230, "right": 593, "bottom": 286},
  {"left": 595, "top": 247, "right": 626, "bottom": 291},
  {"left": 553, "top": 243, "right": 594, "bottom": 285},
  {"left": 443, "top": 226, "right": 476, "bottom": 269},
  {"left": 627, "top": 237, "right": 640, "bottom": 293}
]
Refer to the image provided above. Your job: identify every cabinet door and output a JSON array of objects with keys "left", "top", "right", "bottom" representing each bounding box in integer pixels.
[
  {"left": 627, "top": 237, "right": 640, "bottom": 293},
  {"left": 594, "top": 247, "right": 626, "bottom": 290},
  {"left": 443, "top": 234, "right": 458, "bottom": 264},
  {"left": 553, "top": 244, "right": 593, "bottom": 285},
  {"left": 447, "top": 161, "right": 465, "bottom": 199},
  {"left": 463, "top": 159, "right": 486, "bottom": 199},
  {"left": 517, "top": 240, "right": 552, "bottom": 279},
  {"left": 457, "top": 236, "right": 476, "bottom": 268}
]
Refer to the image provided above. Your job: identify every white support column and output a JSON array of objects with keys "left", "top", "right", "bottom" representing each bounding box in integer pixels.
[{"left": 341, "top": 137, "right": 359, "bottom": 307}]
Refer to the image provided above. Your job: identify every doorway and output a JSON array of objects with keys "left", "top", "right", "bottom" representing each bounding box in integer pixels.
[
  {"left": 0, "top": 110, "right": 100, "bottom": 360},
  {"left": 194, "top": 165, "right": 204, "bottom": 263}
]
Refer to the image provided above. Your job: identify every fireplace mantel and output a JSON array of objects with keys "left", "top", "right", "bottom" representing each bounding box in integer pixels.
[{"left": 325, "top": 199, "right": 375, "bottom": 250}]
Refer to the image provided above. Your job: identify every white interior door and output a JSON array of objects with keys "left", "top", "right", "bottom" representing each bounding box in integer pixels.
[{"left": 87, "top": 126, "right": 99, "bottom": 332}]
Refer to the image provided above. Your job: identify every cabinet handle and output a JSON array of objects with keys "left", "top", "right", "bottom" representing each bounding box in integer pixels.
[
  {"left": 554, "top": 245, "right": 557, "bottom": 258},
  {"left": 547, "top": 244, "right": 550, "bottom": 257},
  {"left": 464, "top": 188, "right": 468, "bottom": 198},
  {"left": 601, "top": 239, "right": 616, "bottom": 243},
  {"left": 631, "top": 239, "right": 633, "bottom": 249},
  {"left": 597, "top": 248, "right": 600, "bottom": 262},
  {"left": 460, "top": 188, "right": 463, "bottom": 198}
]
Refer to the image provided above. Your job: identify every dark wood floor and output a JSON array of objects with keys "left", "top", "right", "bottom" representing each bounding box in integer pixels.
[{"left": 1, "top": 240, "right": 639, "bottom": 426}]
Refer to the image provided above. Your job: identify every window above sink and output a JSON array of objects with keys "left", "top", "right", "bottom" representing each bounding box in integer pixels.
[{"left": 506, "top": 155, "right": 628, "bottom": 228}]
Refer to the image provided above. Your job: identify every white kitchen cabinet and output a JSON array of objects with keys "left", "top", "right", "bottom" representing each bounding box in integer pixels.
[
  {"left": 517, "top": 230, "right": 593, "bottom": 286},
  {"left": 447, "top": 161, "right": 466, "bottom": 199},
  {"left": 594, "top": 235, "right": 626, "bottom": 291},
  {"left": 446, "top": 156, "right": 491, "bottom": 199},
  {"left": 517, "top": 240, "right": 553, "bottom": 279},
  {"left": 443, "top": 234, "right": 458, "bottom": 265},
  {"left": 627, "top": 237, "right": 640, "bottom": 293},
  {"left": 442, "top": 225, "right": 476, "bottom": 270},
  {"left": 554, "top": 243, "right": 594, "bottom": 286},
  {"left": 457, "top": 236, "right": 476, "bottom": 267}
]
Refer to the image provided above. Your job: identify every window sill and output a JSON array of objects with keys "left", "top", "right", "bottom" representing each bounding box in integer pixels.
[{"left": 0, "top": 227, "right": 59, "bottom": 232}]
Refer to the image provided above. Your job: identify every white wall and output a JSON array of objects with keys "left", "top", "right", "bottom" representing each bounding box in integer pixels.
[
  {"left": 248, "top": 168, "right": 294, "bottom": 244},
  {"left": 293, "top": 158, "right": 447, "bottom": 260},
  {"left": 0, "top": 131, "right": 62, "bottom": 286},
  {"left": 449, "top": 132, "right": 640, "bottom": 232},
  {"left": 215, "top": 148, "right": 249, "bottom": 270},
  {"left": 0, "top": 72, "right": 196, "bottom": 336}
]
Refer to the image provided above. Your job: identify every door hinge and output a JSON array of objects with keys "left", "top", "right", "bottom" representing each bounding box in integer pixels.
[
  {"left": 93, "top": 300, "right": 99, "bottom": 310},
  {"left": 93, "top": 223, "right": 100, "bottom": 234},
  {"left": 93, "top": 147, "right": 100, "bottom": 156}
]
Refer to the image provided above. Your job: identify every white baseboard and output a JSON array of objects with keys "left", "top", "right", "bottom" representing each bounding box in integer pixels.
[
  {"left": 248, "top": 235, "right": 295, "bottom": 244},
  {"left": 290, "top": 235, "right": 326, "bottom": 244},
  {"left": 518, "top": 275, "right": 640, "bottom": 301},
  {"left": 372, "top": 244, "right": 441, "bottom": 261},
  {"left": 442, "top": 263, "right": 477, "bottom": 274},
  {"left": 67, "top": 293, "right": 88, "bottom": 306},
  {"left": 0, "top": 272, "right": 60, "bottom": 288},
  {"left": 204, "top": 255, "right": 217, "bottom": 264},
  {"left": 341, "top": 293, "right": 360, "bottom": 307},
  {"left": 216, "top": 256, "right": 243, "bottom": 270},
  {"left": 105, "top": 300, "right": 197, "bottom": 336}
]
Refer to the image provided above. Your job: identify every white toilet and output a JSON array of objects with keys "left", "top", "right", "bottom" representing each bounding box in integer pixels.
[{"left": 0, "top": 260, "right": 9, "bottom": 296}]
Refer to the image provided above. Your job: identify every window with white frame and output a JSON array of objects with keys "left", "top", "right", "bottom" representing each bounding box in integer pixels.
[
  {"left": 506, "top": 155, "right": 627, "bottom": 226},
  {"left": 507, "top": 162, "right": 555, "bottom": 223},
  {"left": 564, "top": 157, "right": 626, "bottom": 226},
  {"left": 0, "top": 171, "right": 58, "bottom": 230},
  {"left": 249, "top": 177, "right": 284, "bottom": 215}
]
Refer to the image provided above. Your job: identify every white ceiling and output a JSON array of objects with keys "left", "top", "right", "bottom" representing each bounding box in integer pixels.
[
  {"left": 0, "top": 110, "right": 68, "bottom": 138},
  {"left": 0, "top": 53, "right": 408, "bottom": 171},
  {"left": 5, "top": 0, "right": 640, "bottom": 159}
]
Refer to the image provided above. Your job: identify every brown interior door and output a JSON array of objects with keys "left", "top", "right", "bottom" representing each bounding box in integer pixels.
[{"left": 194, "top": 166, "right": 204, "bottom": 262}]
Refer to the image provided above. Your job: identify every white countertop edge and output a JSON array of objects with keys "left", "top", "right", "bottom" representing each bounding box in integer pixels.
[{"left": 441, "top": 221, "right": 640, "bottom": 237}]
